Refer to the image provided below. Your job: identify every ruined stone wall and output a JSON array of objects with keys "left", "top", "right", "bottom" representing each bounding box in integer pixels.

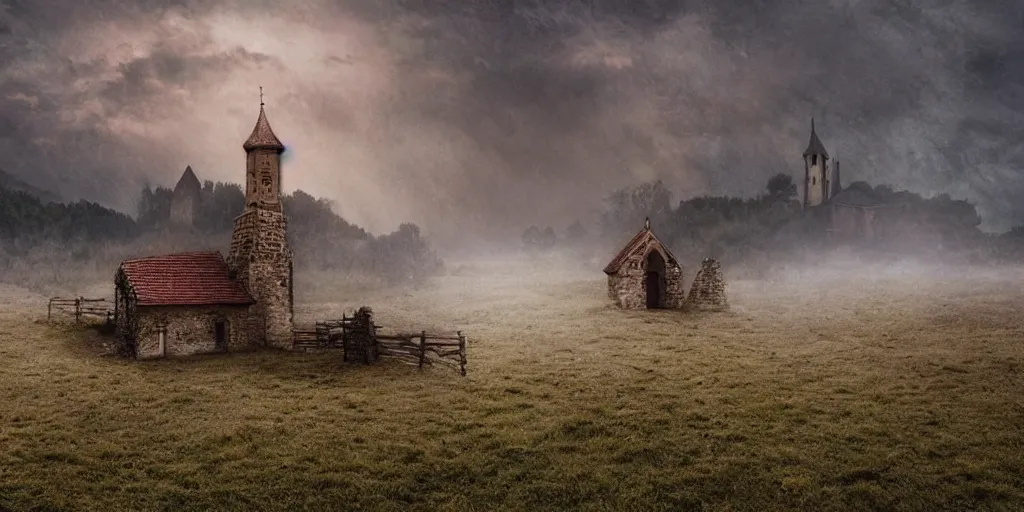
[
  {"left": 607, "top": 248, "right": 686, "bottom": 310},
  {"left": 687, "top": 258, "right": 728, "bottom": 311},
  {"left": 227, "top": 207, "right": 294, "bottom": 350},
  {"left": 663, "top": 265, "right": 686, "bottom": 309},
  {"left": 134, "top": 305, "right": 253, "bottom": 359}
]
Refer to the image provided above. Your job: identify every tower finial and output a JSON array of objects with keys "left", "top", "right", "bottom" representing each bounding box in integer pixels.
[
  {"left": 645, "top": 217, "right": 651, "bottom": 230},
  {"left": 811, "top": 116, "right": 816, "bottom": 133},
  {"left": 260, "top": 86, "right": 264, "bottom": 107}
]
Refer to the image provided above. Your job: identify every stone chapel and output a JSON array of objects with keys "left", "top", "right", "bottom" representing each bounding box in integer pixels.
[
  {"left": 800, "top": 117, "right": 884, "bottom": 241},
  {"left": 603, "top": 218, "right": 686, "bottom": 310},
  {"left": 113, "top": 99, "right": 294, "bottom": 358}
]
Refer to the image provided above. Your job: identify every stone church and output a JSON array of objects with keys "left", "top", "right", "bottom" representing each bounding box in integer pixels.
[
  {"left": 113, "top": 100, "right": 294, "bottom": 358},
  {"left": 603, "top": 218, "right": 686, "bottom": 310},
  {"left": 802, "top": 118, "right": 842, "bottom": 209},
  {"left": 801, "top": 118, "right": 884, "bottom": 241}
]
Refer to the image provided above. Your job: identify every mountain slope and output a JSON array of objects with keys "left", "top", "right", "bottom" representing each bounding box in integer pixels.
[{"left": 0, "top": 169, "right": 62, "bottom": 204}]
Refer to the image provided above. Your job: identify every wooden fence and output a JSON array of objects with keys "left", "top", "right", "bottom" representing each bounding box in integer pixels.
[
  {"left": 376, "top": 331, "right": 467, "bottom": 376},
  {"left": 47, "top": 297, "right": 112, "bottom": 324},
  {"left": 292, "top": 307, "right": 467, "bottom": 376}
]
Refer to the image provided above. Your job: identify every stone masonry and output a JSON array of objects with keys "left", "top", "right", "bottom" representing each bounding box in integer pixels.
[
  {"left": 687, "top": 258, "right": 728, "bottom": 311},
  {"left": 114, "top": 251, "right": 256, "bottom": 359},
  {"left": 134, "top": 305, "right": 252, "bottom": 359},
  {"left": 227, "top": 208, "right": 293, "bottom": 348},
  {"left": 226, "top": 103, "right": 294, "bottom": 350},
  {"left": 604, "top": 220, "right": 686, "bottom": 310},
  {"left": 606, "top": 259, "right": 686, "bottom": 309},
  {"left": 113, "top": 102, "right": 293, "bottom": 359}
]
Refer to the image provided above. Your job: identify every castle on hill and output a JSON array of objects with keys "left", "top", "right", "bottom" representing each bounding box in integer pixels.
[
  {"left": 113, "top": 99, "right": 294, "bottom": 358},
  {"left": 800, "top": 118, "right": 883, "bottom": 241}
]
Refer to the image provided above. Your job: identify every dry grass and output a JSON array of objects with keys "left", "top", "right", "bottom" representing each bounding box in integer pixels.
[{"left": 1, "top": 257, "right": 1023, "bottom": 511}]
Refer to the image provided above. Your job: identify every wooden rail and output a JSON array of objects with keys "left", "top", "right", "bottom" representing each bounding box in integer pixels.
[
  {"left": 48, "top": 297, "right": 112, "bottom": 324},
  {"left": 292, "top": 329, "right": 322, "bottom": 351},
  {"left": 376, "top": 331, "right": 467, "bottom": 376},
  {"left": 291, "top": 309, "right": 467, "bottom": 376}
]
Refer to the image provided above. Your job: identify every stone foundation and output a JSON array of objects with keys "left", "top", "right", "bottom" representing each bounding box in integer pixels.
[{"left": 687, "top": 258, "right": 728, "bottom": 311}]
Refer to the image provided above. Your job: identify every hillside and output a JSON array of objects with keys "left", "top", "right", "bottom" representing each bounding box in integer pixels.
[{"left": 0, "top": 168, "right": 62, "bottom": 204}]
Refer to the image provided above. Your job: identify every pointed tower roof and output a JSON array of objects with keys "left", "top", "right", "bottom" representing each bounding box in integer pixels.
[
  {"left": 802, "top": 118, "right": 829, "bottom": 158},
  {"left": 243, "top": 105, "right": 285, "bottom": 153},
  {"left": 602, "top": 219, "right": 679, "bottom": 275},
  {"left": 173, "top": 165, "right": 201, "bottom": 195}
]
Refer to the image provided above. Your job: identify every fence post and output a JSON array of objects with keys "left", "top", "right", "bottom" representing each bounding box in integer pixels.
[
  {"left": 369, "top": 320, "right": 379, "bottom": 363},
  {"left": 341, "top": 314, "right": 348, "bottom": 362},
  {"left": 362, "top": 314, "right": 372, "bottom": 365},
  {"left": 47, "top": 298, "right": 53, "bottom": 322},
  {"left": 418, "top": 330, "right": 427, "bottom": 370},
  {"left": 458, "top": 331, "right": 467, "bottom": 377},
  {"left": 74, "top": 298, "right": 81, "bottom": 324}
]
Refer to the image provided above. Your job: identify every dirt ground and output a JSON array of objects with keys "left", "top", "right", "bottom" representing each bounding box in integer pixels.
[{"left": 1, "top": 258, "right": 1022, "bottom": 511}]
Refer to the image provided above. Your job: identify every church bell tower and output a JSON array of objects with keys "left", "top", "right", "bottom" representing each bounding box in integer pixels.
[
  {"left": 802, "top": 118, "right": 832, "bottom": 208},
  {"left": 227, "top": 91, "right": 294, "bottom": 349}
]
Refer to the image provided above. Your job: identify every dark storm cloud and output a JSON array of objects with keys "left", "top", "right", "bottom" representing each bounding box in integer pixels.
[
  {"left": 1, "top": 0, "right": 1022, "bottom": 239},
  {"left": 97, "top": 46, "right": 273, "bottom": 109}
]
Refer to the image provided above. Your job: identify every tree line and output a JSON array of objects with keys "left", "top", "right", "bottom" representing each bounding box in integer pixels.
[
  {"left": 0, "top": 181, "right": 443, "bottom": 285},
  {"left": 523, "top": 173, "right": 1019, "bottom": 268},
  {"left": 5, "top": 170, "right": 1024, "bottom": 289},
  {"left": 137, "top": 180, "right": 445, "bottom": 284}
]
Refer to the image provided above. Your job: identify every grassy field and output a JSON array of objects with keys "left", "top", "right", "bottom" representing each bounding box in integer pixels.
[{"left": 1, "top": 258, "right": 1023, "bottom": 511}]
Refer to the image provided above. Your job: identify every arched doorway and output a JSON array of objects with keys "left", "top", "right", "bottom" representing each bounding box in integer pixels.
[{"left": 645, "top": 250, "right": 666, "bottom": 309}]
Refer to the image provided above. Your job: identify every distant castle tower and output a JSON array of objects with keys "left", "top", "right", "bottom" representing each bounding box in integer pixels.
[
  {"left": 227, "top": 93, "right": 294, "bottom": 349},
  {"left": 170, "top": 165, "right": 201, "bottom": 227},
  {"left": 802, "top": 118, "right": 841, "bottom": 208}
]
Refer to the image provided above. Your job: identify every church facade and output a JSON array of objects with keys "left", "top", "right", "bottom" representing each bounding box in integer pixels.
[
  {"left": 603, "top": 219, "right": 687, "bottom": 310},
  {"left": 113, "top": 101, "right": 294, "bottom": 358}
]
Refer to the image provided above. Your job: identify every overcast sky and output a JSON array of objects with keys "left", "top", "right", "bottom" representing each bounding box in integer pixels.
[{"left": 1, "top": 0, "right": 1021, "bottom": 242}]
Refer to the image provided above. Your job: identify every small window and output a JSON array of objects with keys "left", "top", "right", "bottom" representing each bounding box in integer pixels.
[
  {"left": 811, "top": 155, "right": 817, "bottom": 166},
  {"left": 812, "top": 177, "right": 816, "bottom": 185}
]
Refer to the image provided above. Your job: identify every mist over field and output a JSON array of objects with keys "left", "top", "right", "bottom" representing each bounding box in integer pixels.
[{"left": 2, "top": 1, "right": 1024, "bottom": 510}]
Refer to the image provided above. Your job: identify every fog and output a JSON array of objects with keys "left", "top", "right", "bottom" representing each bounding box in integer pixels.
[
  {"left": 423, "top": 248, "right": 1024, "bottom": 320},
  {"left": 1, "top": 0, "right": 1023, "bottom": 247}
]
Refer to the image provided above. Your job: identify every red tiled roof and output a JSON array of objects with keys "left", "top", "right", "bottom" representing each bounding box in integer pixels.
[
  {"left": 119, "top": 251, "right": 254, "bottom": 307},
  {"left": 603, "top": 226, "right": 679, "bottom": 275}
]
